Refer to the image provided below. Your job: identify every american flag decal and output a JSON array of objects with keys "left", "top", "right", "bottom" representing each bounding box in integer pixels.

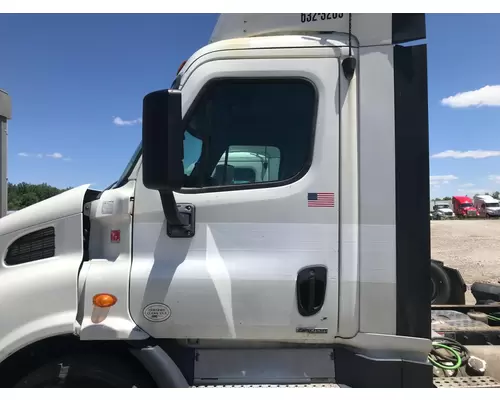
[{"left": 308, "top": 192, "right": 335, "bottom": 208}]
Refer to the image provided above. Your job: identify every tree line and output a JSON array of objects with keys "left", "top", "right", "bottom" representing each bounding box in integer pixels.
[
  {"left": 6, "top": 182, "right": 500, "bottom": 211},
  {"left": 8, "top": 182, "right": 71, "bottom": 211}
]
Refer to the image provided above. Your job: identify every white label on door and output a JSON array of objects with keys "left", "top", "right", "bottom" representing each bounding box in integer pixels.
[
  {"left": 102, "top": 201, "right": 114, "bottom": 215},
  {"left": 143, "top": 303, "right": 171, "bottom": 322}
]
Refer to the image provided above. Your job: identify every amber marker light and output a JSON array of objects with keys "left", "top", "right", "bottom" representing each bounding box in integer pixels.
[
  {"left": 91, "top": 293, "right": 117, "bottom": 324},
  {"left": 93, "top": 293, "right": 118, "bottom": 308}
]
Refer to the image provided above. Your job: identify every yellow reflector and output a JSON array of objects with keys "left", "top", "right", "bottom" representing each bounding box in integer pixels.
[{"left": 93, "top": 293, "right": 117, "bottom": 308}]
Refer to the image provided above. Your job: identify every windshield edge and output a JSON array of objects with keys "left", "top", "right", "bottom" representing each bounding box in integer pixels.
[{"left": 109, "top": 75, "right": 182, "bottom": 190}]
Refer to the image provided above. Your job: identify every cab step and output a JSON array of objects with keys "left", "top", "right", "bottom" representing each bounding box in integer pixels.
[
  {"left": 433, "top": 376, "right": 500, "bottom": 388},
  {"left": 193, "top": 384, "right": 345, "bottom": 388}
]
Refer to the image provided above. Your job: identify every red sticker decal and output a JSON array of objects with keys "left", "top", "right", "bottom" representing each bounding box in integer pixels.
[{"left": 110, "top": 230, "right": 121, "bottom": 243}]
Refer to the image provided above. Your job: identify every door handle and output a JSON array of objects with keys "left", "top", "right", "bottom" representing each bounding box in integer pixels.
[{"left": 296, "top": 265, "right": 327, "bottom": 317}]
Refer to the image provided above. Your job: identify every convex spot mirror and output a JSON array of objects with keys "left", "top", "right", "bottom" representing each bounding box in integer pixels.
[{"left": 142, "top": 89, "right": 184, "bottom": 191}]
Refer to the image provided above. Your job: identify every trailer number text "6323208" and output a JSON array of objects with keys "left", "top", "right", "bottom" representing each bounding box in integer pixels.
[{"left": 300, "top": 14, "right": 344, "bottom": 23}]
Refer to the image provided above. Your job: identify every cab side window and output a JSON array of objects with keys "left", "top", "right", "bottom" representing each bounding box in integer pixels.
[
  {"left": 182, "top": 79, "right": 316, "bottom": 190},
  {"left": 209, "top": 145, "right": 281, "bottom": 185}
]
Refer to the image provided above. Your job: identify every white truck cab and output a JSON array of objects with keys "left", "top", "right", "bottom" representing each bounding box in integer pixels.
[
  {"left": 0, "top": 14, "right": 433, "bottom": 388},
  {"left": 473, "top": 194, "right": 500, "bottom": 218},
  {"left": 432, "top": 203, "right": 455, "bottom": 220}
]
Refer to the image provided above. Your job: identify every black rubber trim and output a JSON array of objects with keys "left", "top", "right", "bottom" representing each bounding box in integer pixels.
[
  {"left": 471, "top": 282, "right": 500, "bottom": 304},
  {"left": 431, "top": 259, "right": 467, "bottom": 305},
  {"left": 392, "top": 14, "right": 426, "bottom": 44},
  {"left": 394, "top": 44, "right": 431, "bottom": 339},
  {"left": 442, "top": 265, "right": 467, "bottom": 305},
  {"left": 430, "top": 260, "right": 452, "bottom": 305},
  {"left": 334, "top": 347, "right": 433, "bottom": 388},
  {"left": 128, "top": 345, "right": 189, "bottom": 388}
]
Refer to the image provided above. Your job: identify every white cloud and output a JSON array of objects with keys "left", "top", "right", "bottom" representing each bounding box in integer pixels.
[
  {"left": 431, "top": 150, "right": 500, "bottom": 159},
  {"left": 459, "top": 188, "right": 489, "bottom": 194},
  {"left": 441, "top": 85, "right": 500, "bottom": 108},
  {"left": 113, "top": 116, "right": 142, "bottom": 126},
  {"left": 459, "top": 183, "right": 475, "bottom": 188},
  {"left": 489, "top": 175, "right": 500, "bottom": 184},
  {"left": 46, "top": 152, "right": 63, "bottom": 159},
  {"left": 18, "top": 152, "right": 68, "bottom": 160},
  {"left": 430, "top": 175, "right": 458, "bottom": 186}
]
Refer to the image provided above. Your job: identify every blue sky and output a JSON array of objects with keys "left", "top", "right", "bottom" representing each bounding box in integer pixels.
[
  {"left": 0, "top": 14, "right": 499, "bottom": 197},
  {"left": 0, "top": 13, "right": 218, "bottom": 189}
]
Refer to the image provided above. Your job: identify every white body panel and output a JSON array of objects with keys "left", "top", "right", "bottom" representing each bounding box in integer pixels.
[
  {"left": 130, "top": 52, "right": 342, "bottom": 341},
  {"left": 0, "top": 185, "right": 89, "bottom": 362},
  {"left": 76, "top": 181, "right": 148, "bottom": 340},
  {"left": 0, "top": 184, "right": 90, "bottom": 236},
  {"left": 131, "top": 32, "right": 404, "bottom": 346},
  {"left": 357, "top": 46, "right": 397, "bottom": 334},
  {"left": 175, "top": 36, "right": 399, "bottom": 337}
]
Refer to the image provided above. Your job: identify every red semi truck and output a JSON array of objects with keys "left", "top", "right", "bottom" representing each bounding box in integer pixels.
[{"left": 452, "top": 196, "right": 479, "bottom": 218}]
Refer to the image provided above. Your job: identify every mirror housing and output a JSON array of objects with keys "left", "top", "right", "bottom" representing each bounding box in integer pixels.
[{"left": 142, "top": 89, "right": 184, "bottom": 191}]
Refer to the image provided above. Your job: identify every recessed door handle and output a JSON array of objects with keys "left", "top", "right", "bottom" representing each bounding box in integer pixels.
[{"left": 296, "top": 265, "right": 327, "bottom": 317}]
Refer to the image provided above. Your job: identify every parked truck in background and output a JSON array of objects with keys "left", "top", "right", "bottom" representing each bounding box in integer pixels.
[
  {"left": 452, "top": 195, "right": 479, "bottom": 218},
  {"left": 431, "top": 203, "right": 454, "bottom": 220},
  {"left": 430, "top": 199, "right": 452, "bottom": 211},
  {"left": 473, "top": 194, "right": 500, "bottom": 219},
  {"left": 0, "top": 13, "right": 498, "bottom": 388}
]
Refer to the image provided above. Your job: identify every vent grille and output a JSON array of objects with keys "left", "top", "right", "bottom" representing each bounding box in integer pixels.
[{"left": 5, "top": 227, "right": 55, "bottom": 266}]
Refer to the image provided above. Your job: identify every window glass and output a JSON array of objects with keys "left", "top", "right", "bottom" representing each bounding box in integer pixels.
[
  {"left": 183, "top": 131, "right": 203, "bottom": 175},
  {"left": 182, "top": 79, "right": 315, "bottom": 189},
  {"left": 209, "top": 145, "right": 282, "bottom": 185}
]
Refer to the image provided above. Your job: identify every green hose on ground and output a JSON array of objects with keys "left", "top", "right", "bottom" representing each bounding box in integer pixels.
[{"left": 429, "top": 337, "right": 469, "bottom": 371}]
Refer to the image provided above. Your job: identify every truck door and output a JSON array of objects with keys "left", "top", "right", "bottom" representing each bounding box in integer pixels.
[{"left": 130, "top": 54, "right": 340, "bottom": 342}]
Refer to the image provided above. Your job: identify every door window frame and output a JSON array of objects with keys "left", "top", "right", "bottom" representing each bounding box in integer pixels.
[{"left": 177, "top": 77, "right": 319, "bottom": 194}]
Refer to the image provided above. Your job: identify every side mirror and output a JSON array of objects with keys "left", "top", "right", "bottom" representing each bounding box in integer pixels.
[{"left": 142, "top": 89, "right": 184, "bottom": 191}]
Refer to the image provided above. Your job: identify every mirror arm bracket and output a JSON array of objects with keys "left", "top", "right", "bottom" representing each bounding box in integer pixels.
[
  {"left": 159, "top": 190, "right": 196, "bottom": 239},
  {"left": 159, "top": 190, "right": 184, "bottom": 226}
]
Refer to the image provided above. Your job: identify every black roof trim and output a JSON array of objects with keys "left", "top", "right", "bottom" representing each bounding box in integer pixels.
[{"left": 392, "top": 14, "right": 426, "bottom": 45}]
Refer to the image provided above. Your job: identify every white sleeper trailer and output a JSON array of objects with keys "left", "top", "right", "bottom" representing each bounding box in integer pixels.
[{"left": 0, "top": 13, "right": 435, "bottom": 387}]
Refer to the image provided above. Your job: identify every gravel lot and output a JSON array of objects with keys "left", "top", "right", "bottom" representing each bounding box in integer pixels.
[{"left": 431, "top": 219, "right": 500, "bottom": 303}]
